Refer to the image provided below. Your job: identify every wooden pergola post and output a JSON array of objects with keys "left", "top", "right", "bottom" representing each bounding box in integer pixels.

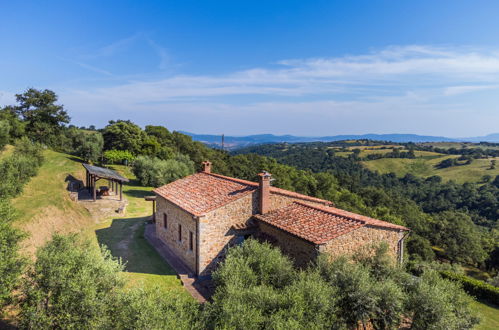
[
  {"left": 120, "top": 182, "right": 123, "bottom": 201},
  {"left": 93, "top": 175, "right": 97, "bottom": 201}
]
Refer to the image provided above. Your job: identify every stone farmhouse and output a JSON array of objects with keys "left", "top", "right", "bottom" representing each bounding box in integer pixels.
[{"left": 153, "top": 161, "right": 409, "bottom": 277}]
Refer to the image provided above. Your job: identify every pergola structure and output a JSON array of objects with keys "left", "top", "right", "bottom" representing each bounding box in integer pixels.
[{"left": 83, "top": 164, "right": 129, "bottom": 201}]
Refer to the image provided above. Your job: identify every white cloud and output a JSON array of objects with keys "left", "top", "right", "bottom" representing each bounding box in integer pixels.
[
  {"left": 443, "top": 84, "right": 499, "bottom": 96},
  {"left": 57, "top": 45, "right": 499, "bottom": 136}
]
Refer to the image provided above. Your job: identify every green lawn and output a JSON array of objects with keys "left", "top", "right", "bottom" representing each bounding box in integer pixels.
[
  {"left": 474, "top": 300, "right": 499, "bottom": 330},
  {"left": 92, "top": 165, "right": 187, "bottom": 296},
  {"left": 11, "top": 150, "right": 186, "bottom": 295}
]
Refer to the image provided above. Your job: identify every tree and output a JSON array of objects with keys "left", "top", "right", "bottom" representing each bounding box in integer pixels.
[
  {"left": 132, "top": 155, "right": 194, "bottom": 187},
  {"left": 408, "top": 271, "right": 480, "bottom": 329},
  {"left": 434, "top": 211, "right": 487, "bottom": 265},
  {"left": 13, "top": 89, "right": 70, "bottom": 145},
  {"left": 102, "top": 120, "right": 146, "bottom": 155},
  {"left": 0, "top": 200, "right": 26, "bottom": 307},
  {"left": 0, "top": 105, "right": 25, "bottom": 141},
  {"left": 0, "top": 120, "right": 10, "bottom": 149},
  {"left": 72, "top": 131, "right": 104, "bottom": 163},
  {"left": 19, "top": 234, "right": 125, "bottom": 329}
]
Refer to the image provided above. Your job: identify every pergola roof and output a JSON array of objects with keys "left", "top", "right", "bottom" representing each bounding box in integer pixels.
[{"left": 82, "top": 164, "right": 129, "bottom": 182}]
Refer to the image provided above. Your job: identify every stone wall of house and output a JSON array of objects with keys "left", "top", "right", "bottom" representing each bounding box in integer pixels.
[
  {"left": 198, "top": 192, "right": 258, "bottom": 276},
  {"left": 258, "top": 222, "right": 318, "bottom": 268},
  {"left": 155, "top": 197, "right": 197, "bottom": 273},
  {"left": 321, "top": 225, "right": 404, "bottom": 260}
]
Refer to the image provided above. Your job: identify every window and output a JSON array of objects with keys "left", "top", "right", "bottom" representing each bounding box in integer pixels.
[
  {"left": 163, "top": 213, "right": 168, "bottom": 229},
  {"left": 178, "top": 224, "right": 182, "bottom": 242},
  {"left": 189, "top": 231, "right": 194, "bottom": 251}
]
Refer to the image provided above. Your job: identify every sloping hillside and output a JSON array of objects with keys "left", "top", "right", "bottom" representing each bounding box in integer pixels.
[
  {"left": 10, "top": 150, "right": 185, "bottom": 294},
  {"left": 12, "top": 150, "right": 92, "bottom": 255}
]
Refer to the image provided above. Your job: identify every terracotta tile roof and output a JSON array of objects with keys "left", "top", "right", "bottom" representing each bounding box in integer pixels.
[
  {"left": 206, "top": 172, "right": 333, "bottom": 206},
  {"left": 153, "top": 172, "right": 332, "bottom": 216},
  {"left": 255, "top": 201, "right": 409, "bottom": 245},
  {"left": 153, "top": 172, "right": 256, "bottom": 216}
]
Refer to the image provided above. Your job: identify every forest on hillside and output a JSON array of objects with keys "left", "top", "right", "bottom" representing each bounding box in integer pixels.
[{"left": 1, "top": 89, "right": 498, "bottom": 329}]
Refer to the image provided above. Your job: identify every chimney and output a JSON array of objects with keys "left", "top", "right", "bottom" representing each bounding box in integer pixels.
[
  {"left": 201, "top": 161, "right": 212, "bottom": 173},
  {"left": 258, "top": 171, "right": 271, "bottom": 214}
]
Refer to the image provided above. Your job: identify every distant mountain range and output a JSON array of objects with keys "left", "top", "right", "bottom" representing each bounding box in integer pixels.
[{"left": 181, "top": 132, "right": 499, "bottom": 149}]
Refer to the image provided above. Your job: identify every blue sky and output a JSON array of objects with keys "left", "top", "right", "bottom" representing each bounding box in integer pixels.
[{"left": 2, "top": 1, "right": 499, "bottom": 136}]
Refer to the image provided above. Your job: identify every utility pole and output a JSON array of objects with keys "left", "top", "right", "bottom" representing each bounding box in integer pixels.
[{"left": 221, "top": 134, "right": 225, "bottom": 151}]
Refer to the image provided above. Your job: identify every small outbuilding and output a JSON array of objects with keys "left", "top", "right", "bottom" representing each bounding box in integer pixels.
[{"left": 82, "top": 164, "right": 129, "bottom": 201}]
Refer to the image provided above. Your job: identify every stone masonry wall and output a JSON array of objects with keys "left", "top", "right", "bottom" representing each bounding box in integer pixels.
[
  {"left": 258, "top": 222, "right": 318, "bottom": 268},
  {"left": 198, "top": 193, "right": 258, "bottom": 276},
  {"left": 321, "top": 225, "right": 404, "bottom": 260},
  {"left": 155, "top": 197, "right": 197, "bottom": 273}
]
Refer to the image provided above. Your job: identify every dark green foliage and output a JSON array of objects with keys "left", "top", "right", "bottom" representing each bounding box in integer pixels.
[
  {"left": 12, "top": 88, "right": 70, "bottom": 146},
  {"left": 69, "top": 129, "right": 104, "bottom": 163},
  {"left": 0, "top": 120, "right": 10, "bottom": 149},
  {"left": 0, "top": 106, "right": 25, "bottom": 141},
  {"left": 406, "top": 234, "right": 435, "bottom": 262},
  {"left": 109, "top": 288, "right": 202, "bottom": 329},
  {"left": 432, "top": 211, "right": 487, "bottom": 265},
  {"left": 19, "top": 234, "right": 202, "bottom": 329},
  {"left": 103, "top": 149, "right": 135, "bottom": 165},
  {"left": 209, "top": 240, "right": 479, "bottom": 330},
  {"left": 0, "top": 200, "right": 26, "bottom": 307},
  {"left": 102, "top": 120, "right": 146, "bottom": 154},
  {"left": 208, "top": 240, "right": 340, "bottom": 329},
  {"left": 132, "top": 154, "right": 194, "bottom": 187},
  {"left": 19, "top": 234, "right": 125, "bottom": 329},
  {"left": 440, "top": 271, "right": 499, "bottom": 305},
  {"left": 0, "top": 138, "right": 44, "bottom": 199},
  {"left": 408, "top": 271, "right": 481, "bottom": 330}
]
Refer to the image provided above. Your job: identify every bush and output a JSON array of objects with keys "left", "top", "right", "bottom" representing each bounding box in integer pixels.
[
  {"left": 19, "top": 234, "right": 125, "bottom": 329},
  {"left": 132, "top": 154, "right": 194, "bottom": 187},
  {"left": 72, "top": 131, "right": 104, "bottom": 163},
  {"left": 103, "top": 149, "right": 135, "bottom": 165},
  {"left": 0, "top": 120, "right": 10, "bottom": 149},
  {"left": 440, "top": 271, "right": 499, "bottom": 305},
  {"left": 0, "top": 138, "right": 44, "bottom": 199},
  {"left": 409, "top": 271, "right": 480, "bottom": 329},
  {"left": 0, "top": 199, "right": 26, "bottom": 307}
]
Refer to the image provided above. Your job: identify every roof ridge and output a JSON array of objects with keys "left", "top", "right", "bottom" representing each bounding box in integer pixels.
[
  {"left": 292, "top": 201, "right": 409, "bottom": 231},
  {"left": 203, "top": 172, "right": 258, "bottom": 187},
  {"left": 205, "top": 172, "right": 333, "bottom": 205}
]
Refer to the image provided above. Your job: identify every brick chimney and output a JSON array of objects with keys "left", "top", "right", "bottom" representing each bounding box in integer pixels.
[
  {"left": 201, "top": 161, "right": 212, "bottom": 173},
  {"left": 258, "top": 171, "right": 272, "bottom": 214}
]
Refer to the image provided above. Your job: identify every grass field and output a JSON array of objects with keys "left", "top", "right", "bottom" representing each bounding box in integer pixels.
[
  {"left": 474, "top": 300, "right": 499, "bottom": 330},
  {"left": 93, "top": 165, "right": 186, "bottom": 295},
  {"left": 362, "top": 155, "right": 499, "bottom": 184},
  {"left": 11, "top": 150, "right": 185, "bottom": 294}
]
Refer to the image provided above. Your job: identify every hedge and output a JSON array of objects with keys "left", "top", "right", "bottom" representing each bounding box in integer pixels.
[{"left": 440, "top": 271, "right": 499, "bottom": 305}]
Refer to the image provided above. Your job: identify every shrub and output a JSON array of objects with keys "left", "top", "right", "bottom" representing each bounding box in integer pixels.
[
  {"left": 0, "top": 120, "right": 10, "bottom": 149},
  {"left": 0, "top": 138, "right": 44, "bottom": 199},
  {"left": 0, "top": 199, "right": 26, "bottom": 307},
  {"left": 440, "top": 270, "right": 499, "bottom": 305},
  {"left": 103, "top": 149, "right": 135, "bottom": 165},
  {"left": 409, "top": 271, "right": 480, "bottom": 329},
  {"left": 19, "top": 234, "right": 125, "bottom": 329},
  {"left": 73, "top": 131, "right": 104, "bottom": 163},
  {"left": 132, "top": 154, "right": 194, "bottom": 187}
]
